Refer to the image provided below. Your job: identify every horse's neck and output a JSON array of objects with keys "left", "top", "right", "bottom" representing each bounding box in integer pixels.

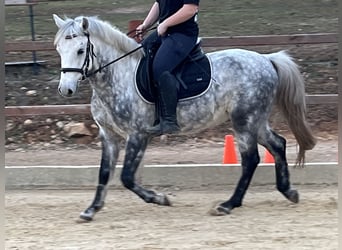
[{"left": 90, "top": 39, "right": 140, "bottom": 101}]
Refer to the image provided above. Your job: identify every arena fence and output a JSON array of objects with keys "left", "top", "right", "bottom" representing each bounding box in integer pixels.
[{"left": 5, "top": 32, "right": 338, "bottom": 117}]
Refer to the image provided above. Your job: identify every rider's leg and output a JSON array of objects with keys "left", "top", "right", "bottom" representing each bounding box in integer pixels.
[
  {"left": 147, "top": 33, "right": 197, "bottom": 135},
  {"left": 147, "top": 71, "right": 180, "bottom": 135}
]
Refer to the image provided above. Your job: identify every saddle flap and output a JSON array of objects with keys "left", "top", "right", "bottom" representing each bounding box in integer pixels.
[{"left": 135, "top": 45, "right": 212, "bottom": 103}]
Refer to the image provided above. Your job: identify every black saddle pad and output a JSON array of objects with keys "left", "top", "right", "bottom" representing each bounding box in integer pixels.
[{"left": 135, "top": 53, "right": 212, "bottom": 103}]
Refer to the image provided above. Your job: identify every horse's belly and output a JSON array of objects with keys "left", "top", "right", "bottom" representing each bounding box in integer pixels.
[{"left": 178, "top": 98, "right": 229, "bottom": 133}]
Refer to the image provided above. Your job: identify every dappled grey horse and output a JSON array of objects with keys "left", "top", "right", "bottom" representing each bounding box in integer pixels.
[{"left": 53, "top": 14, "right": 316, "bottom": 221}]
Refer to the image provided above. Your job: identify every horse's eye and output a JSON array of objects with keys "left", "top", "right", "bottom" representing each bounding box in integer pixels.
[{"left": 77, "top": 49, "right": 84, "bottom": 55}]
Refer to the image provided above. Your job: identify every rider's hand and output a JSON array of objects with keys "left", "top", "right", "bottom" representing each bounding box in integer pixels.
[{"left": 136, "top": 23, "right": 146, "bottom": 41}]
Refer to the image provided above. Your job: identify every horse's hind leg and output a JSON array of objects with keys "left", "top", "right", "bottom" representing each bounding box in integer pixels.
[
  {"left": 258, "top": 128, "right": 299, "bottom": 203},
  {"left": 80, "top": 132, "right": 120, "bottom": 221},
  {"left": 120, "top": 133, "right": 171, "bottom": 206},
  {"left": 211, "top": 130, "right": 260, "bottom": 215}
]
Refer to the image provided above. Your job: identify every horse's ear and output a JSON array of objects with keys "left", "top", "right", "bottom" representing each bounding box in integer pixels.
[
  {"left": 53, "top": 14, "right": 65, "bottom": 28},
  {"left": 81, "top": 17, "right": 89, "bottom": 32}
]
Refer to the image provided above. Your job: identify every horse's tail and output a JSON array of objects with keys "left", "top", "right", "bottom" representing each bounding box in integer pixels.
[{"left": 265, "top": 50, "right": 316, "bottom": 167}]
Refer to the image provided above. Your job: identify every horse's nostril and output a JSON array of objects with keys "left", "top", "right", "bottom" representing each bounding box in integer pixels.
[{"left": 68, "top": 89, "right": 73, "bottom": 95}]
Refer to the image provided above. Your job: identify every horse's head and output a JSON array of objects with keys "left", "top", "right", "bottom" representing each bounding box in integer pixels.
[{"left": 53, "top": 14, "right": 95, "bottom": 97}]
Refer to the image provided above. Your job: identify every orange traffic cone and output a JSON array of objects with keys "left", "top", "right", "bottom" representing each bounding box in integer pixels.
[
  {"left": 263, "top": 150, "right": 275, "bottom": 163},
  {"left": 222, "top": 135, "right": 238, "bottom": 164}
]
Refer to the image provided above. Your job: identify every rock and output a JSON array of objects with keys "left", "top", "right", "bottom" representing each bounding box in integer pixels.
[
  {"left": 56, "top": 121, "right": 64, "bottom": 129},
  {"left": 73, "top": 135, "right": 93, "bottom": 144},
  {"left": 25, "top": 90, "right": 37, "bottom": 96},
  {"left": 64, "top": 122, "right": 93, "bottom": 137},
  {"left": 7, "top": 137, "right": 14, "bottom": 143},
  {"left": 23, "top": 119, "right": 33, "bottom": 126},
  {"left": 45, "top": 118, "right": 53, "bottom": 124},
  {"left": 6, "top": 122, "right": 15, "bottom": 131},
  {"left": 90, "top": 124, "right": 98, "bottom": 129},
  {"left": 53, "top": 139, "right": 64, "bottom": 144}
]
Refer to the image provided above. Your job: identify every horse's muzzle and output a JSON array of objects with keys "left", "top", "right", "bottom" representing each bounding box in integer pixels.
[{"left": 58, "top": 83, "right": 78, "bottom": 97}]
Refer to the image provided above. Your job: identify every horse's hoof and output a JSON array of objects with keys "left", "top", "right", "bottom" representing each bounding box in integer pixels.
[
  {"left": 208, "top": 202, "right": 231, "bottom": 216},
  {"left": 154, "top": 193, "right": 172, "bottom": 206},
  {"left": 284, "top": 189, "right": 299, "bottom": 203},
  {"left": 79, "top": 207, "right": 96, "bottom": 221}
]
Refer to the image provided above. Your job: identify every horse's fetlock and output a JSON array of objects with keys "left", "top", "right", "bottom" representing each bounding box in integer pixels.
[
  {"left": 121, "top": 176, "right": 134, "bottom": 189},
  {"left": 93, "top": 201, "right": 105, "bottom": 211},
  {"left": 120, "top": 170, "right": 135, "bottom": 189},
  {"left": 221, "top": 200, "right": 241, "bottom": 209},
  {"left": 282, "top": 189, "right": 299, "bottom": 203},
  {"left": 144, "top": 196, "right": 155, "bottom": 203},
  {"left": 277, "top": 185, "right": 288, "bottom": 194},
  {"left": 277, "top": 180, "right": 290, "bottom": 194}
]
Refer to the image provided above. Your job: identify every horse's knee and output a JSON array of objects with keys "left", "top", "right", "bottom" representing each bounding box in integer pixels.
[{"left": 120, "top": 170, "right": 134, "bottom": 189}]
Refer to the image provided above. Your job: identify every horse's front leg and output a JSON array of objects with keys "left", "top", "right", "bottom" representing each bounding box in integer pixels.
[
  {"left": 121, "top": 133, "right": 171, "bottom": 206},
  {"left": 80, "top": 132, "right": 120, "bottom": 221}
]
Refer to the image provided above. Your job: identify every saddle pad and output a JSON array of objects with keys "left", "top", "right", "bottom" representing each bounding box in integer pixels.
[{"left": 135, "top": 55, "right": 212, "bottom": 103}]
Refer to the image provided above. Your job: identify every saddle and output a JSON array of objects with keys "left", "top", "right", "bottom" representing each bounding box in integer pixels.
[{"left": 135, "top": 41, "right": 212, "bottom": 103}]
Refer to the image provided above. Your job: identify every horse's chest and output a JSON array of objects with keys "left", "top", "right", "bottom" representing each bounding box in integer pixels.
[{"left": 90, "top": 95, "right": 131, "bottom": 131}]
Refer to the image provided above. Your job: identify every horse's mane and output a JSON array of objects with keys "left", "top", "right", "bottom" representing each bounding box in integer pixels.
[{"left": 54, "top": 16, "right": 143, "bottom": 58}]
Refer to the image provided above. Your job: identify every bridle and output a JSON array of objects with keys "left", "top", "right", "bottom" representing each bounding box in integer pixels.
[
  {"left": 60, "top": 32, "right": 96, "bottom": 79},
  {"left": 60, "top": 27, "right": 156, "bottom": 80}
]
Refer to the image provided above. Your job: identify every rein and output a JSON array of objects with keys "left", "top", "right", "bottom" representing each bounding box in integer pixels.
[
  {"left": 60, "top": 27, "right": 156, "bottom": 79},
  {"left": 87, "top": 45, "right": 143, "bottom": 77}
]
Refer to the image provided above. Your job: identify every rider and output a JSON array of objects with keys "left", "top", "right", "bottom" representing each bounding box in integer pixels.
[{"left": 136, "top": 0, "right": 200, "bottom": 135}]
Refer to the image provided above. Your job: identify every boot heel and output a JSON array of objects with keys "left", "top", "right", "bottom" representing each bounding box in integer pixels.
[
  {"left": 146, "top": 123, "right": 162, "bottom": 135},
  {"left": 161, "top": 122, "right": 180, "bottom": 134}
]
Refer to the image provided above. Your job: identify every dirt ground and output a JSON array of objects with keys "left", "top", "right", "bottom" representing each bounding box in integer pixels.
[{"left": 5, "top": 185, "right": 337, "bottom": 250}]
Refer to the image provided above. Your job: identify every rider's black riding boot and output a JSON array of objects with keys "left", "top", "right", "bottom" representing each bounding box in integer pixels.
[{"left": 147, "top": 71, "right": 180, "bottom": 135}]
